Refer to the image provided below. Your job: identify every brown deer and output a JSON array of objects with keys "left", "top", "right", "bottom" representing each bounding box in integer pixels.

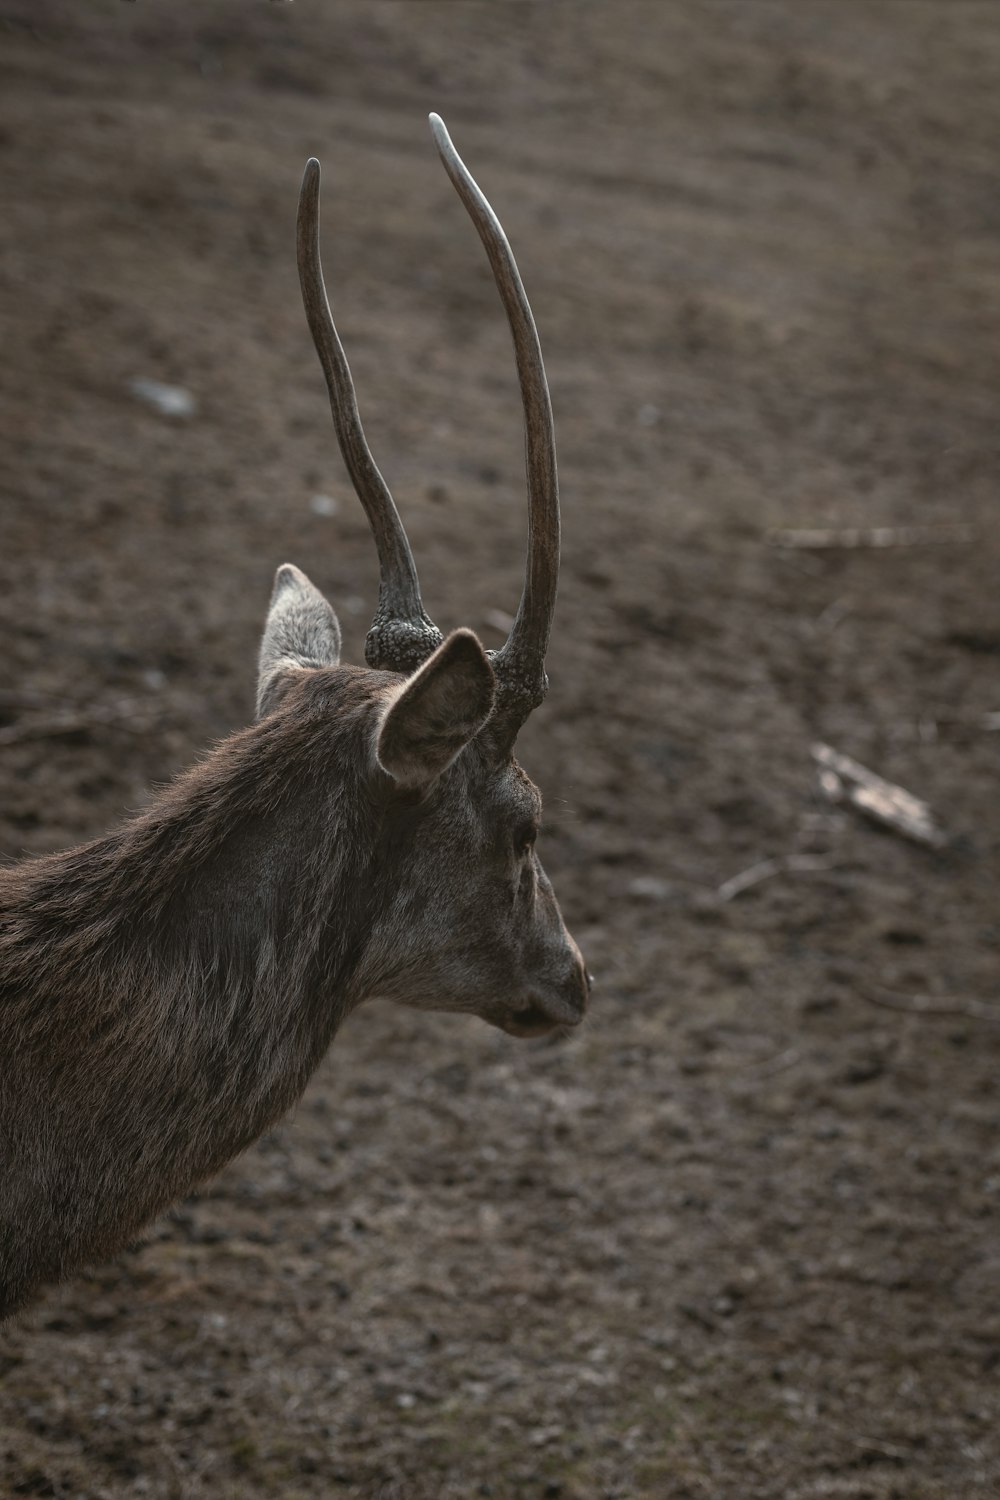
[{"left": 0, "top": 115, "right": 588, "bottom": 1321}]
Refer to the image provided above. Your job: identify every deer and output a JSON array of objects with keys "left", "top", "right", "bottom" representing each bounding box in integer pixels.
[{"left": 0, "top": 115, "right": 588, "bottom": 1321}]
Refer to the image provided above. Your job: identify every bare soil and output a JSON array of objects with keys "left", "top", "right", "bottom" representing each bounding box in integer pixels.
[{"left": 1, "top": 3, "right": 998, "bottom": 1497}]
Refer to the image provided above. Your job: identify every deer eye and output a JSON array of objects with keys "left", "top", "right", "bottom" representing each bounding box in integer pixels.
[{"left": 513, "top": 823, "right": 538, "bottom": 857}]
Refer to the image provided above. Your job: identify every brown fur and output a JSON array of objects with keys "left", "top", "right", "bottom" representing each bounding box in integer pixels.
[
  {"left": 2, "top": 123, "right": 586, "bottom": 1321},
  {"left": 0, "top": 654, "right": 586, "bottom": 1319}
]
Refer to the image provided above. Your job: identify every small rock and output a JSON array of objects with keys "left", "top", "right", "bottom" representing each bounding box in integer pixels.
[
  {"left": 628, "top": 876, "right": 671, "bottom": 901},
  {"left": 128, "top": 378, "right": 197, "bottom": 419},
  {"left": 310, "top": 493, "right": 339, "bottom": 517}
]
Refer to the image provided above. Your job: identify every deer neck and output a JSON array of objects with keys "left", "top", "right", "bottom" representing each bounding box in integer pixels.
[{"left": 0, "top": 694, "right": 384, "bottom": 1252}]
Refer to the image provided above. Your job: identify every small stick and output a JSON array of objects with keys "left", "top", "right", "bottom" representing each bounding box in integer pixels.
[
  {"left": 884, "top": 709, "right": 1000, "bottom": 741},
  {"left": 767, "top": 523, "right": 974, "bottom": 550},
  {"left": 812, "top": 742, "right": 946, "bottom": 849},
  {"left": 0, "top": 699, "right": 160, "bottom": 747},
  {"left": 716, "top": 853, "right": 833, "bottom": 903},
  {"left": 0, "top": 689, "right": 75, "bottom": 711},
  {"left": 864, "top": 985, "right": 1000, "bottom": 1026},
  {"left": 848, "top": 1436, "right": 913, "bottom": 1463}
]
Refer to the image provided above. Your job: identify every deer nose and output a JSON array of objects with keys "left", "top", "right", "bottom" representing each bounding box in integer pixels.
[
  {"left": 560, "top": 948, "right": 590, "bottom": 1021},
  {"left": 572, "top": 937, "right": 591, "bottom": 998},
  {"left": 503, "top": 949, "right": 589, "bottom": 1037}
]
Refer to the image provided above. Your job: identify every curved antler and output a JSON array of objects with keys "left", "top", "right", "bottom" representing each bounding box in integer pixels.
[
  {"left": 297, "top": 158, "right": 443, "bottom": 673},
  {"left": 429, "top": 113, "right": 560, "bottom": 735}
]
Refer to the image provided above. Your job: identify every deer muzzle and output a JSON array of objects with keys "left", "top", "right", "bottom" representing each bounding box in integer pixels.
[{"left": 502, "top": 947, "right": 590, "bottom": 1038}]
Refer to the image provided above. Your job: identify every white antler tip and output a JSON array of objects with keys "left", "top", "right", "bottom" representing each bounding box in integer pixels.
[{"left": 428, "top": 113, "right": 450, "bottom": 147}]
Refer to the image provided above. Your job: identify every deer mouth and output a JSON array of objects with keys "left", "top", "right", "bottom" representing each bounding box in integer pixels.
[{"left": 498, "top": 997, "right": 583, "bottom": 1039}]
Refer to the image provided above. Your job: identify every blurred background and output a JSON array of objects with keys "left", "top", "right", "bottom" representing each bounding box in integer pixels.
[{"left": 1, "top": 2, "right": 998, "bottom": 1496}]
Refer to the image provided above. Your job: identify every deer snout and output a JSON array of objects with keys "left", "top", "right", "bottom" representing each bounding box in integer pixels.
[
  {"left": 504, "top": 942, "right": 589, "bottom": 1038},
  {"left": 546, "top": 935, "right": 590, "bottom": 1024},
  {"left": 564, "top": 939, "right": 591, "bottom": 1017}
]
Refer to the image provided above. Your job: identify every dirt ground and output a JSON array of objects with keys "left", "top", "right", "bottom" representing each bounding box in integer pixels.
[{"left": 1, "top": 2, "right": 999, "bottom": 1496}]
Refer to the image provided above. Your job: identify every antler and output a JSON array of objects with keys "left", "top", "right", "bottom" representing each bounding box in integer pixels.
[
  {"left": 429, "top": 113, "right": 560, "bottom": 733},
  {"left": 297, "top": 119, "right": 560, "bottom": 736},
  {"left": 297, "top": 158, "right": 443, "bottom": 673}
]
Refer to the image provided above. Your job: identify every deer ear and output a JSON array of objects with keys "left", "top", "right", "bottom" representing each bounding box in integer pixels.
[
  {"left": 257, "top": 564, "right": 342, "bottom": 718},
  {"left": 377, "top": 629, "right": 496, "bottom": 788}
]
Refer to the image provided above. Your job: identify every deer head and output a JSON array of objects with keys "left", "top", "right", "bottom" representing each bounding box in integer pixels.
[
  {"left": 0, "top": 117, "right": 589, "bottom": 1318},
  {"left": 257, "top": 115, "right": 587, "bottom": 1040}
]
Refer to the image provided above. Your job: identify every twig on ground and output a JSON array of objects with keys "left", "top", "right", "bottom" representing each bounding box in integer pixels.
[
  {"left": 815, "top": 597, "right": 851, "bottom": 633},
  {"left": 0, "top": 689, "right": 76, "bottom": 711},
  {"left": 729, "top": 1045, "right": 801, "bottom": 1079},
  {"left": 889, "top": 709, "right": 1000, "bottom": 741},
  {"left": 753, "top": 1045, "right": 800, "bottom": 1077},
  {"left": 863, "top": 985, "right": 1000, "bottom": 1026},
  {"left": 482, "top": 607, "right": 516, "bottom": 635},
  {"left": 812, "top": 742, "right": 946, "bottom": 849},
  {"left": 0, "top": 698, "right": 162, "bottom": 747},
  {"left": 716, "top": 853, "right": 833, "bottom": 903},
  {"left": 766, "top": 523, "right": 974, "bottom": 550},
  {"left": 848, "top": 1435, "right": 912, "bottom": 1464}
]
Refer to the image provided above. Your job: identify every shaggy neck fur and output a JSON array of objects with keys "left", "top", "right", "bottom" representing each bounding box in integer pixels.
[{"left": 0, "top": 669, "right": 385, "bottom": 1318}]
